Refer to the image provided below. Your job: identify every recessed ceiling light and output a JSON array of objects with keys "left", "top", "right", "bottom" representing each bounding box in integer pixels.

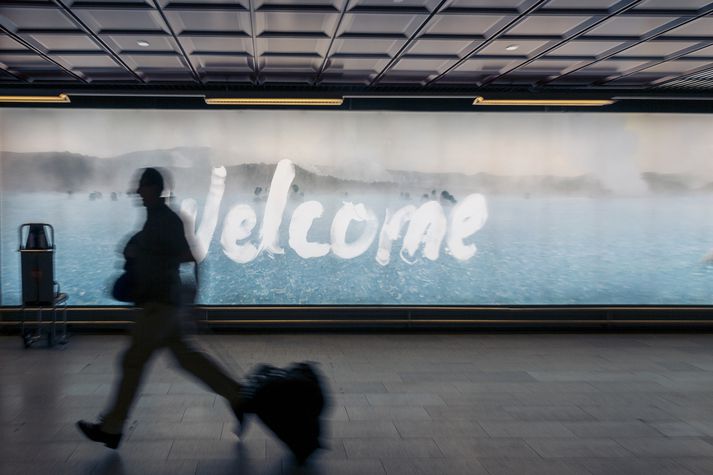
[
  {"left": 136, "top": 40, "right": 150, "bottom": 47},
  {"left": 473, "top": 96, "right": 615, "bottom": 107},
  {"left": 0, "top": 93, "right": 70, "bottom": 103},
  {"left": 505, "top": 44, "right": 519, "bottom": 51},
  {"left": 205, "top": 97, "right": 344, "bottom": 106}
]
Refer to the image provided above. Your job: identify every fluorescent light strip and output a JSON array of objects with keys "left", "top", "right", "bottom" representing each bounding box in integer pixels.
[
  {"left": 0, "top": 93, "right": 70, "bottom": 103},
  {"left": 473, "top": 96, "right": 614, "bottom": 107},
  {"left": 205, "top": 97, "right": 343, "bottom": 106}
]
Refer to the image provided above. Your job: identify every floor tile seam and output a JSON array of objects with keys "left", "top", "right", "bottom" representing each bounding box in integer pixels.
[{"left": 523, "top": 436, "right": 642, "bottom": 459}]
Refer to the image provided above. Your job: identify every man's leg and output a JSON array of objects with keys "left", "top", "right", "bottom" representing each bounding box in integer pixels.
[
  {"left": 167, "top": 332, "right": 242, "bottom": 403},
  {"left": 100, "top": 303, "right": 166, "bottom": 434}
]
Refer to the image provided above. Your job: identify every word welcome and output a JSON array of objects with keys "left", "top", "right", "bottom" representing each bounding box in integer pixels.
[{"left": 180, "top": 159, "right": 488, "bottom": 265}]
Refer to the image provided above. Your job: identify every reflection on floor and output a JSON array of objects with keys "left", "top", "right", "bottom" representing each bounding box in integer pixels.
[{"left": 4, "top": 333, "right": 713, "bottom": 474}]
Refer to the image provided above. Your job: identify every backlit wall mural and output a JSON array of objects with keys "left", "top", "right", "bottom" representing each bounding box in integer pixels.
[{"left": 1, "top": 109, "right": 713, "bottom": 305}]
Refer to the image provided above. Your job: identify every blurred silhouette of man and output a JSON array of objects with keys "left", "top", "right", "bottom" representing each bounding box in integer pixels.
[{"left": 77, "top": 167, "right": 244, "bottom": 449}]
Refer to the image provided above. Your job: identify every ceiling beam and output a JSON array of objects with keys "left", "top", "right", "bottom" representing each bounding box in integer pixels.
[
  {"left": 368, "top": 0, "right": 451, "bottom": 87},
  {"left": 51, "top": 0, "right": 145, "bottom": 83},
  {"left": 314, "top": 0, "right": 351, "bottom": 85},
  {"left": 538, "top": 2, "right": 713, "bottom": 87},
  {"left": 248, "top": 0, "right": 259, "bottom": 85},
  {"left": 475, "top": 0, "right": 645, "bottom": 88},
  {"left": 150, "top": 0, "right": 202, "bottom": 84},
  {"left": 425, "top": 0, "right": 550, "bottom": 87},
  {"left": 0, "top": 24, "right": 87, "bottom": 83}
]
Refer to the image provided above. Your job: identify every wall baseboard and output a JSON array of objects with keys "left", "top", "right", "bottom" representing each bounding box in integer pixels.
[{"left": 2, "top": 305, "right": 713, "bottom": 330}]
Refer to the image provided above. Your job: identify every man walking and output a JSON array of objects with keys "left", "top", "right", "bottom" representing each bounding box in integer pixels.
[{"left": 77, "top": 167, "right": 244, "bottom": 448}]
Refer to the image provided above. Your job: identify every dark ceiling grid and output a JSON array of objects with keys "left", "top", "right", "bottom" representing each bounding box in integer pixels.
[
  {"left": 0, "top": 1, "right": 713, "bottom": 94},
  {"left": 596, "top": 38, "right": 713, "bottom": 86},
  {"left": 424, "top": 0, "right": 551, "bottom": 87},
  {"left": 256, "top": 3, "right": 343, "bottom": 85},
  {"left": 652, "top": 61, "right": 713, "bottom": 89},
  {"left": 0, "top": 23, "right": 87, "bottom": 83},
  {"left": 538, "top": 1, "right": 713, "bottom": 87},
  {"left": 476, "top": 0, "right": 645, "bottom": 88},
  {"left": 51, "top": 0, "right": 145, "bottom": 83},
  {"left": 150, "top": 0, "right": 201, "bottom": 84},
  {"left": 367, "top": 0, "right": 450, "bottom": 87},
  {"left": 314, "top": 0, "right": 351, "bottom": 85}
]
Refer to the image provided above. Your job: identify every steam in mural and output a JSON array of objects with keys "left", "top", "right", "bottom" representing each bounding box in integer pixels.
[{"left": 2, "top": 109, "right": 713, "bottom": 305}]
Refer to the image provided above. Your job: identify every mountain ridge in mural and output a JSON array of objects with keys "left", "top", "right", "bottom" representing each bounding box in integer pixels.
[{"left": 2, "top": 147, "right": 704, "bottom": 196}]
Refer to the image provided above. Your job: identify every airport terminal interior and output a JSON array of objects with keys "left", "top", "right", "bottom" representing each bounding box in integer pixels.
[{"left": 4, "top": 0, "right": 713, "bottom": 473}]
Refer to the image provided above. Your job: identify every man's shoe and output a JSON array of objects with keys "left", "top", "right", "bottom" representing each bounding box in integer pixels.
[{"left": 76, "top": 420, "right": 122, "bottom": 449}]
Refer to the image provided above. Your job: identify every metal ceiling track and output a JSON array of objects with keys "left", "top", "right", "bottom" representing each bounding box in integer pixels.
[
  {"left": 426, "top": 0, "right": 551, "bottom": 87},
  {"left": 477, "top": 0, "right": 646, "bottom": 88},
  {"left": 541, "top": 1, "right": 713, "bottom": 87},
  {"left": 150, "top": 0, "right": 202, "bottom": 84},
  {"left": 368, "top": 0, "right": 451, "bottom": 87},
  {"left": 50, "top": 0, "right": 145, "bottom": 83},
  {"left": 0, "top": 24, "right": 87, "bottom": 83},
  {"left": 314, "top": 0, "right": 351, "bottom": 85}
]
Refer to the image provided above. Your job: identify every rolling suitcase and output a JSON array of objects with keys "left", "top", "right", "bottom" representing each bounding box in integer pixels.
[{"left": 242, "top": 362, "right": 328, "bottom": 464}]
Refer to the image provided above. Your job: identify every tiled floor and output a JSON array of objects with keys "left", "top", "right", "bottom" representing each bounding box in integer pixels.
[{"left": 4, "top": 333, "right": 713, "bottom": 474}]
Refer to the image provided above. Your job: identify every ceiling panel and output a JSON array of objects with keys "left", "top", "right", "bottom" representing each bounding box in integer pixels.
[
  {"left": 0, "top": 34, "right": 28, "bottom": 51},
  {"left": 256, "top": 38, "right": 329, "bottom": 56},
  {"left": 73, "top": 9, "right": 166, "bottom": 32},
  {"left": 258, "top": 12, "right": 338, "bottom": 35},
  {"left": 455, "top": 57, "right": 518, "bottom": 73},
  {"left": 478, "top": 39, "right": 551, "bottom": 56},
  {"left": 1, "top": 7, "right": 79, "bottom": 31},
  {"left": 547, "top": 41, "right": 624, "bottom": 57},
  {"left": 516, "top": 58, "right": 579, "bottom": 73},
  {"left": 615, "top": 41, "right": 695, "bottom": 57},
  {"left": 351, "top": 0, "right": 440, "bottom": 7},
  {"left": 339, "top": 13, "right": 426, "bottom": 37},
  {"left": 331, "top": 38, "right": 406, "bottom": 56},
  {"left": 0, "top": 53, "right": 53, "bottom": 68},
  {"left": 448, "top": 0, "right": 528, "bottom": 7},
  {"left": 181, "top": 36, "right": 252, "bottom": 54},
  {"left": 255, "top": 0, "right": 336, "bottom": 7},
  {"left": 390, "top": 57, "right": 453, "bottom": 73},
  {"left": 127, "top": 54, "right": 186, "bottom": 68},
  {"left": 545, "top": 0, "right": 620, "bottom": 7},
  {"left": 424, "top": 15, "right": 512, "bottom": 36},
  {"left": 507, "top": 16, "right": 591, "bottom": 36},
  {"left": 564, "top": 59, "right": 653, "bottom": 77},
  {"left": 661, "top": 17, "right": 713, "bottom": 37},
  {"left": 260, "top": 55, "right": 321, "bottom": 70},
  {"left": 408, "top": 39, "right": 475, "bottom": 57},
  {"left": 586, "top": 17, "right": 679, "bottom": 37},
  {"left": 633, "top": 0, "right": 713, "bottom": 8},
  {"left": 51, "top": 53, "right": 118, "bottom": 68},
  {"left": 634, "top": 58, "right": 712, "bottom": 74},
  {"left": 193, "top": 54, "right": 251, "bottom": 71},
  {"left": 165, "top": 11, "right": 251, "bottom": 34},
  {"left": 31, "top": 34, "right": 101, "bottom": 52}
]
